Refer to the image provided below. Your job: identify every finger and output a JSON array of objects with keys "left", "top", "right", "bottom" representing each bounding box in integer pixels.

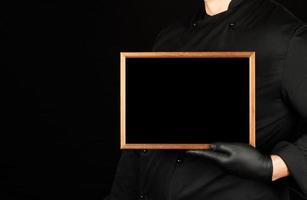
[
  {"left": 212, "top": 142, "right": 234, "bottom": 154},
  {"left": 186, "top": 150, "right": 227, "bottom": 163}
]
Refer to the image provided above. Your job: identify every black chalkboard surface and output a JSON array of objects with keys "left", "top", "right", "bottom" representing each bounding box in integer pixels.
[{"left": 120, "top": 52, "right": 255, "bottom": 149}]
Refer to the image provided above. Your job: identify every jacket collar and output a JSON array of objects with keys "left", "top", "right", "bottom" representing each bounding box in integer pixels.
[
  {"left": 228, "top": 0, "right": 247, "bottom": 9},
  {"left": 190, "top": 0, "right": 250, "bottom": 25}
]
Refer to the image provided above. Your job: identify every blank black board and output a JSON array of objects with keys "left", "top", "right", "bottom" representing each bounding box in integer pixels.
[{"left": 120, "top": 52, "right": 255, "bottom": 149}]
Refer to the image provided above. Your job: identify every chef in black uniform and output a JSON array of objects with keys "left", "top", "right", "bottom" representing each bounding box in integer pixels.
[{"left": 105, "top": 0, "right": 307, "bottom": 199}]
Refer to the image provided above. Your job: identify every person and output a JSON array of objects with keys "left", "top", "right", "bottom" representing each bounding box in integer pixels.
[{"left": 105, "top": 0, "right": 307, "bottom": 199}]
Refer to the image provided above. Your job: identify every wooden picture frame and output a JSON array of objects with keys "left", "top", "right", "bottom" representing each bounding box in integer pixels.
[{"left": 120, "top": 52, "right": 255, "bottom": 149}]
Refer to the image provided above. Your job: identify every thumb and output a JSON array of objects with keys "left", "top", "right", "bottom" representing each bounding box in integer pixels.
[{"left": 186, "top": 150, "right": 227, "bottom": 163}]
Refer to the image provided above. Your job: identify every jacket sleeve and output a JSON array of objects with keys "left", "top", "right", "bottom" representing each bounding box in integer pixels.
[
  {"left": 271, "top": 24, "right": 307, "bottom": 198},
  {"left": 104, "top": 150, "right": 140, "bottom": 200}
]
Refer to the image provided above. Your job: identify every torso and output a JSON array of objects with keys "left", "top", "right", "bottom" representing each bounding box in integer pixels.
[{"left": 139, "top": 0, "right": 303, "bottom": 199}]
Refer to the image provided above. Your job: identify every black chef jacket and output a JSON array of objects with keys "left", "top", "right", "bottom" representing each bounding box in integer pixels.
[{"left": 105, "top": 0, "right": 307, "bottom": 199}]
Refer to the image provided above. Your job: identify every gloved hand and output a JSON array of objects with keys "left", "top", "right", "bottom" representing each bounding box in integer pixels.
[{"left": 186, "top": 142, "right": 273, "bottom": 182}]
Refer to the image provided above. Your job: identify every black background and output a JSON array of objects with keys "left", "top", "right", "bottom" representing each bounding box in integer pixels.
[
  {"left": 126, "top": 58, "right": 249, "bottom": 144},
  {"left": 1, "top": 0, "right": 307, "bottom": 199}
]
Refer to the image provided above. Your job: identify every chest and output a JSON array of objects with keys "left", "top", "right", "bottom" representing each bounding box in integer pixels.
[{"left": 156, "top": 24, "right": 294, "bottom": 139}]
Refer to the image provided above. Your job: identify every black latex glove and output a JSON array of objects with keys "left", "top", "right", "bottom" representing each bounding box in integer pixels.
[{"left": 186, "top": 143, "right": 273, "bottom": 182}]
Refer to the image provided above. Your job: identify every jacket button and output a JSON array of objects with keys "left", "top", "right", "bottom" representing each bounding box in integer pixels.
[
  {"left": 229, "top": 22, "right": 236, "bottom": 28},
  {"left": 139, "top": 194, "right": 145, "bottom": 199},
  {"left": 176, "top": 158, "right": 183, "bottom": 164},
  {"left": 192, "top": 22, "right": 198, "bottom": 31}
]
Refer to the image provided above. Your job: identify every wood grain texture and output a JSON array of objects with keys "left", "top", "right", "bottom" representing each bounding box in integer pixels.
[
  {"left": 249, "top": 52, "right": 256, "bottom": 147},
  {"left": 121, "top": 52, "right": 255, "bottom": 58},
  {"left": 120, "top": 53, "right": 126, "bottom": 149},
  {"left": 121, "top": 144, "right": 212, "bottom": 149}
]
